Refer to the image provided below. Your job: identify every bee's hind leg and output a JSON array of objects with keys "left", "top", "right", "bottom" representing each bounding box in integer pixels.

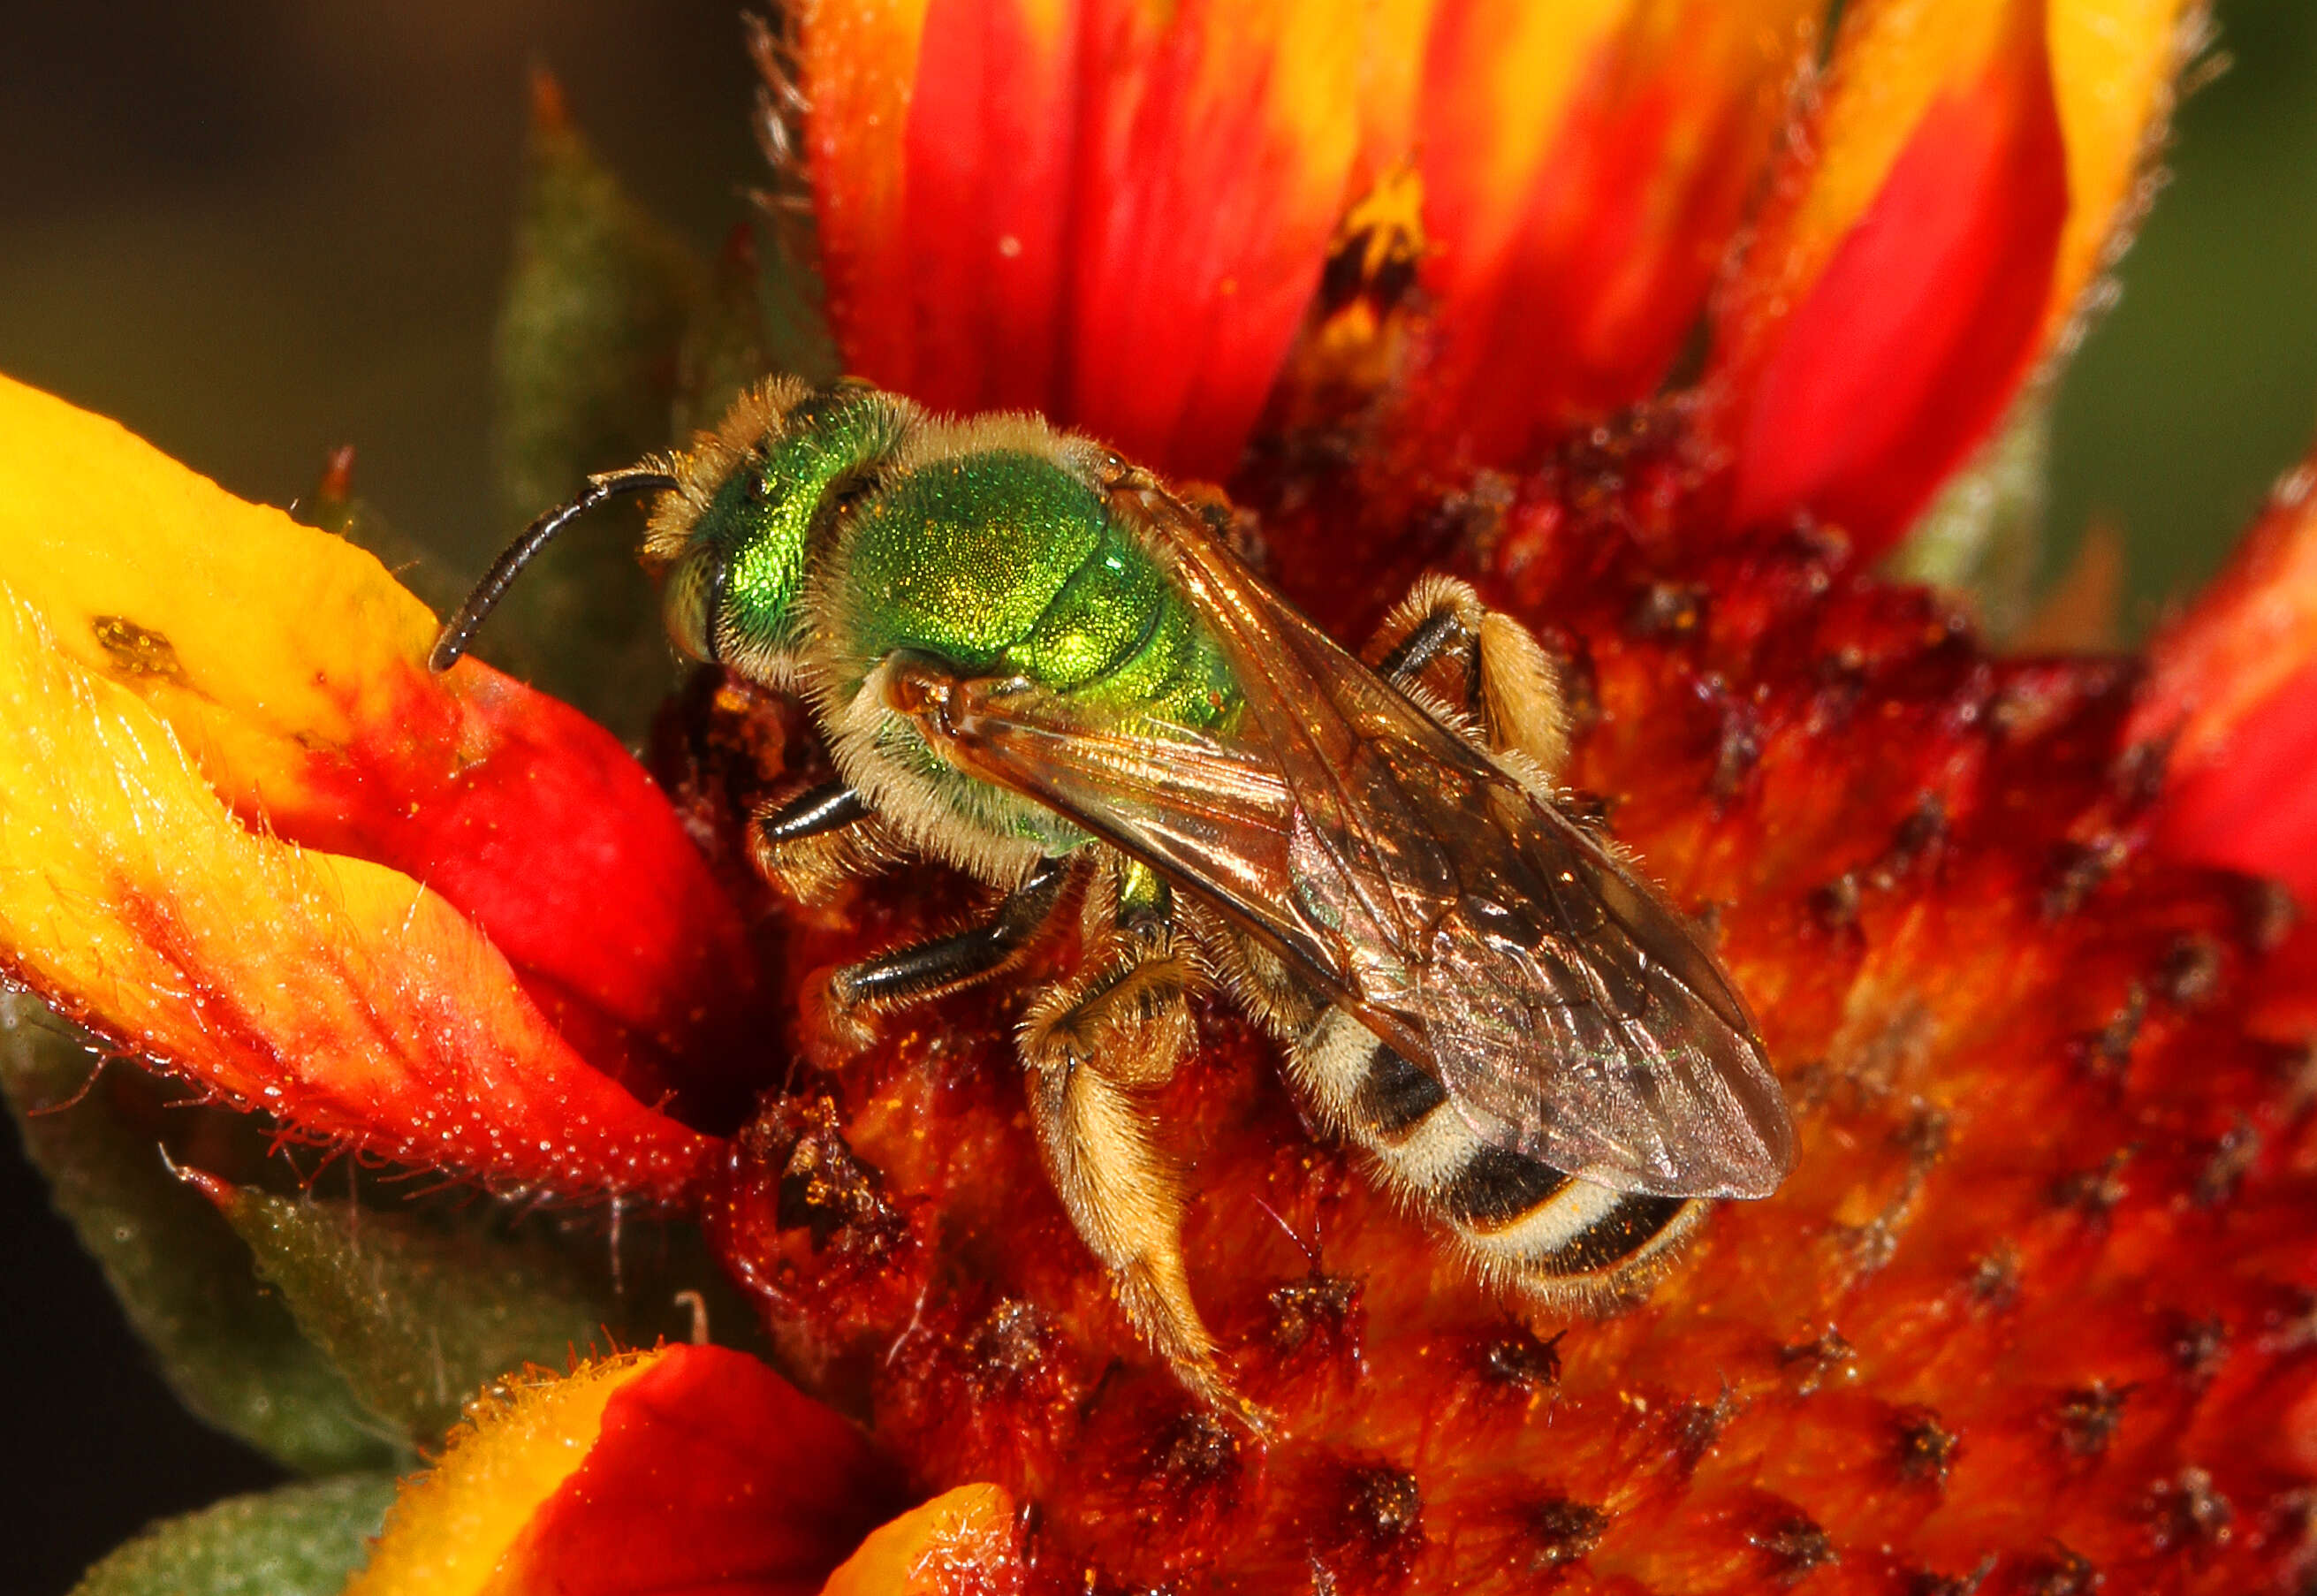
[
  {"left": 1368, "top": 574, "right": 1569, "bottom": 779},
  {"left": 1018, "top": 860, "right": 1260, "bottom": 1425}
]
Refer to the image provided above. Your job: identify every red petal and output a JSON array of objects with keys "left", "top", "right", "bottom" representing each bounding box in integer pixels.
[
  {"left": 1060, "top": 1, "right": 1365, "bottom": 478},
  {"left": 1711, "top": 0, "right": 2068, "bottom": 552},
  {"left": 809, "top": 0, "right": 1364, "bottom": 479},
  {"left": 0, "top": 377, "right": 732, "bottom": 1197},
  {"left": 0, "top": 375, "right": 756, "bottom": 1121},
  {"left": 2133, "top": 459, "right": 2317, "bottom": 900},
  {"left": 2131, "top": 453, "right": 2317, "bottom": 899},
  {"left": 2131, "top": 460, "right": 2317, "bottom": 762},
  {"left": 291, "top": 658, "right": 760, "bottom": 1115},
  {"left": 493, "top": 1345, "right": 903, "bottom": 1596},
  {"left": 0, "top": 594, "right": 719, "bottom": 1204},
  {"left": 890, "top": 0, "right": 1077, "bottom": 417},
  {"left": 2151, "top": 661, "right": 2317, "bottom": 902},
  {"left": 800, "top": 0, "right": 930, "bottom": 403}
]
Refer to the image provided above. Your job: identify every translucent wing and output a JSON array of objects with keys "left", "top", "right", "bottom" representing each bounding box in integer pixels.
[{"left": 894, "top": 488, "right": 1793, "bottom": 1199}]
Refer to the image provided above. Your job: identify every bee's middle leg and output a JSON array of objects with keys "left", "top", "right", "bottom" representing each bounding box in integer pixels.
[
  {"left": 828, "top": 855, "right": 1072, "bottom": 1011},
  {"left": 1368, "top": 574, "right": 1569, "bottom": 779}
]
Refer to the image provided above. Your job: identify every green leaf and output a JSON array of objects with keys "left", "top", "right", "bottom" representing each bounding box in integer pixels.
[
  {"left": 485, "top": 71, "right": 707, "bottom": 739},
  {"left": 0, "top": 997, "right": 400, "bottom": 1474},
  {"left": 1888, "top": 385, "right": 2055, "bottom": 642},
  {"left": 197, "top": 1175, "right": 740, "bottom": 1448},
  {"left": 69, "top": 1474, "right": 399, "bottom": 1596}
]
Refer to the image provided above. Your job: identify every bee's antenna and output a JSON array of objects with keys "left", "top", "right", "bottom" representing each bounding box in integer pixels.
[{"left": 427, "top": 463, "right": 680, "bottom": 673}]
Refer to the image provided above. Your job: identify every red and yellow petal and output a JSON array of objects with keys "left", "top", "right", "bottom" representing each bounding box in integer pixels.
[
  {"left": 0, "top": 565, "right": 714, "bottom": 1204},
  {"left": 1706, "top": 0, "right": 2070, "bottom": 551},
  {"left": 0, "top": 376, "right": 756, "bottom": 1109},
  {"left": 348, "top": 1346, "right": 903, "bottom": 1596},
  {"left": 805, "top": 0, "right": 1366, "bottom": 480},
  {"left": 2131, "top": 454, "right": 2317, "bottom": 900},
  {"left": 800, "top": 0, "right": 2199, "bottom": 517},
  {"left": 2044, "top": 0, "right": 2206, "bottom": 346},
  {"left": 0, "top": 376, "right": 748, "bottom": 1198},
  {"left": 809, "top": 0, "right": 1823, "bottom": 476},
  {"left": 796, "top": 0, "right": 931, "bottom": 402},
  {"left": 1408, "top": 0, "right": 1819, "bottom": 460}
]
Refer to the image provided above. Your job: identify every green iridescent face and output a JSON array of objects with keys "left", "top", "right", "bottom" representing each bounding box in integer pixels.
[{"left": 657, "top": 383, "right": 912, "bottom": 681}]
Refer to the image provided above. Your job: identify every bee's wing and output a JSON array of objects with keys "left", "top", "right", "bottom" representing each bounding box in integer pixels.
[
  {"left": 908, "top": 491, "right": 1794, "bottom": 1199},
  {"left": 1402, "top": 766, "right": 1799, "bottom": 1198}
]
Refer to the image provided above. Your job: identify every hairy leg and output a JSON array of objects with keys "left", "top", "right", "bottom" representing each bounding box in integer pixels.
[
  {"left": 747, "top": 778, "right": 911, "bottom": 901},
  {"left": 1367, "top": 574, "right": 1569, "bottom": 779},
  {"left": 1018, "top": 899, "right": 1261, "bottom": 1422},
  {"left": 828, "top": 855, "right": 1072, "bottom": 1010}
]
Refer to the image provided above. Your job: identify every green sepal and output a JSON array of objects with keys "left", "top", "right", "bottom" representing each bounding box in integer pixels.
[
  {"left": 672, "top": 223, "right": 772, "bottom": 441},
  {"left": 0, "top": 997, "right": 401, "bottom": 1475},
  {"left": 1888, "top": 385, "right": 2054, "bottom": 642},
  {"left": 486, "top": 72, "right": 705, "bottom": 738},
  {"left": 196, "top": 1174, "right": 748, "bottom": 1448},
  {"left": 68, "top": 1473, "right": 399, "bottom": 1596},
  {"left": 754, "top": 205, "right": 843, "bottom": 390}
]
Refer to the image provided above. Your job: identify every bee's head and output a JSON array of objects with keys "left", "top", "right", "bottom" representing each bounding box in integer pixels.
[
  {"left": 647, "top": 378, "right": 915, "bottom": 686},
  {"left": 426, "top": 377, "right": 912, "bottom": 681}
]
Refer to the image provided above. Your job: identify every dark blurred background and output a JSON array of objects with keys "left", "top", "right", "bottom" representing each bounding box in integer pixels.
[{"left": 0, "top": 2, "right": 2311, "bottom": 1590}]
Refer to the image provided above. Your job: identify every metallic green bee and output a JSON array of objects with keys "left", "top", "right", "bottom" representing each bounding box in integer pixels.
[{"left": 432, "top": 377, "right": 1795, "bottom": 1413}]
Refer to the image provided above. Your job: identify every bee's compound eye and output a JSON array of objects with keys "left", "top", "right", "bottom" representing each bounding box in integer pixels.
[{"left": 660, "top": 543, "right": 727, "bottom": 664}]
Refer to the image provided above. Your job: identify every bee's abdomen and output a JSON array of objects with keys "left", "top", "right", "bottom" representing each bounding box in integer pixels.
[
  {"left": 1352, "top": 1042, "right": 1447, "bottom": 1137},
  {"left": 1293, "top": 1008, "right": 1702, "bottom": 1289}
]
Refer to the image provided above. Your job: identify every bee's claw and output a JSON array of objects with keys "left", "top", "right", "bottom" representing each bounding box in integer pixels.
[{"left": 804, "top": 966, "right": 881, "bottom": 1060}]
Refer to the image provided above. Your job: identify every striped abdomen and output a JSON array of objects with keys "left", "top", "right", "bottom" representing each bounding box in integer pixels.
[{"left": 1289, "top": 1006, "right": 1705, "bottom": 1298}]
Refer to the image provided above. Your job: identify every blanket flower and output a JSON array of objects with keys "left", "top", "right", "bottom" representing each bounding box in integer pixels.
[{"left": 11, "top": 2, "right": 2316, "bottom": 1592}]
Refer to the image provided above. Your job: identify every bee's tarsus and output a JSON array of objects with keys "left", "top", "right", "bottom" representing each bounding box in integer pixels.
[{"left": 426, "top": 463, "right": 678, "bottom": 673}]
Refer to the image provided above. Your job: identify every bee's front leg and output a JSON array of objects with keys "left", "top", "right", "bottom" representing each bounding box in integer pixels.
[
  {"left": 1017, "top": 867, "right": 1263, "bottom": 1427},
  {"left": 756, "top": 778, "right": 871, "bottom": 843},
  {"left": 748, "top": 778, "right": 907, "bottom": 901},
  {"left": 1368, "top": 574, "right": 1569, "bottom": 779}
]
